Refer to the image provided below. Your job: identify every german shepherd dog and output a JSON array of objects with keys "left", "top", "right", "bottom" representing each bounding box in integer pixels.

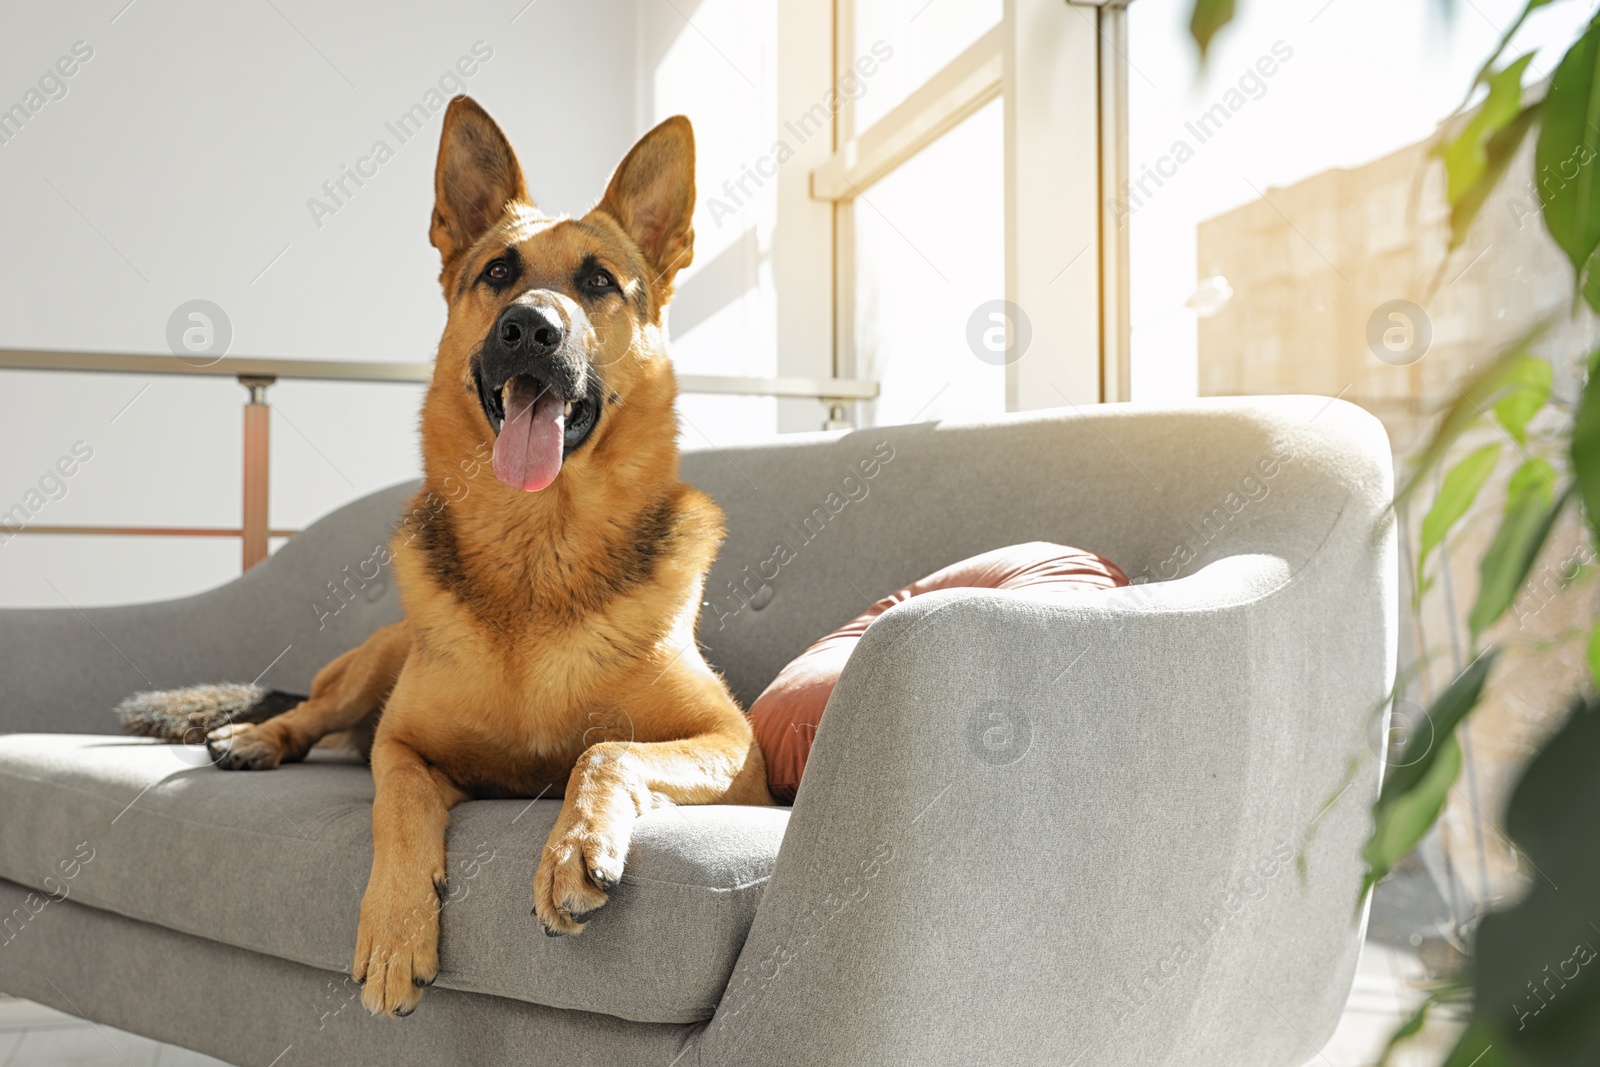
[{"left": 202, "top": 97, "right": 772, "bottom": 1017}]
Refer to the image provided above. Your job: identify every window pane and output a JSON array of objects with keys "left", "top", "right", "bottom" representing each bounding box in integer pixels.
[
  {"left": 853, "top": 0, "right": 1002, "bottom": 131},
  {"left": 1125, "top": 0, "right": 1590, "bottom": 404},
  {"left": 854, "top": 97, "right": 1004, "bottom": 426},
  {"left": 1125, "top": 0, "right": 1597, "bottom": 976}
]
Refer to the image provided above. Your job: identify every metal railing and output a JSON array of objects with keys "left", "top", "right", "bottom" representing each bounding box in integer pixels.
[{"left": 0, "top": 349, "right": 878, "bottom": 571}]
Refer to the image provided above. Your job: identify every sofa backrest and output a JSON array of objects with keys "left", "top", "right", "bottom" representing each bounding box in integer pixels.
[
  {"left": 684, "top": 396, "right": 1384, "bottom": 705},
  {"left": 0, "top": 396, "right": 1387, "bottom": 732}
]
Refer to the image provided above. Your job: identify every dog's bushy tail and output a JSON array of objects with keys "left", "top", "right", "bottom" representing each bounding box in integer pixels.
[{"left": 114, "top": 684, "right": 306, "bottom": 744}]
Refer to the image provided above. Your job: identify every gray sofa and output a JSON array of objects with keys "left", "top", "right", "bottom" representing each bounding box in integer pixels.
[{"left": 0, "top": 396, "right": 1395, "bottom": 1066}]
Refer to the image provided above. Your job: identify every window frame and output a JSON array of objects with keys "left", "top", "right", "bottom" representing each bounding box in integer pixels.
[{"left": 792, "top": 0, "right": 1132, "bottom": 420}]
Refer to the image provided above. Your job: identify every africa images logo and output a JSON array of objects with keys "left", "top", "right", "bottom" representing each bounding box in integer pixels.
[
  {"left": 705, "top": 40, "right": 893, "bottom": 227},
  {"left": 1109, "top": 40, "right": 1294, "bottom": 226},
  {"left": 0, "top": 40, "right": 94, "bottom": 147}
]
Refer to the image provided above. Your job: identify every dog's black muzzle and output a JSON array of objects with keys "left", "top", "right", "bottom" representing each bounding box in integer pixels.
[{"left": 472, "top": 298, "right": 601, "bottom": 454}]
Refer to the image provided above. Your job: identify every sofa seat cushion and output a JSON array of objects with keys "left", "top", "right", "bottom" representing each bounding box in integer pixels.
[{"left": 0, "top": 733, "right": 788, "bottom": 1025}]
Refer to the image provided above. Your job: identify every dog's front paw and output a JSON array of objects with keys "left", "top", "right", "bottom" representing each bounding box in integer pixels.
[
  {"left": 206, "top": 722, "right": 287, "bottom": 770},
  {"left": 352, "top": 872, "right": 444, "bottom": 1017},
  {"left": 533, "top": 812, "right": 629, "bottom": 936}
]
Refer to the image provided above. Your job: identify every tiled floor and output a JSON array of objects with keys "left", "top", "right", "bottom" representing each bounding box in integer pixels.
[
  {"left": 0, "top": 997, "right": 230, "bottom": 1067},
  {"left": 0, "top": 941, "right": 1466, "bottom": 1066}
]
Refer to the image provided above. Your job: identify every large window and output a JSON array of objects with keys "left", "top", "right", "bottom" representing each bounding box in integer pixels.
[
  {"left": 1125, "top": 0, "right": 1599, "bottom": 980},
  {"left": 853, "top": 0, "right": 1001, "bottom": 129},
  {"left": 810, "top": 0, "right": 1114, "bottom": 426},
  {"left": 853, "top": 98, "right": 1005, "bottom": 426}
]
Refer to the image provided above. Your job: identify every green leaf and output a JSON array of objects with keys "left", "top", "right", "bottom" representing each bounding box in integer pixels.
[
  {"left": 1378, "top": 650, "right": 1499, "bottom": 810},
  {"left": 1363, "top": 732, "right": 1462, "bottom": 896},
  {"left": 1448, "top": 102, "right": 1541, "bottom": 252},
  {"left": 1492, "top": 353, "right": 1553, "bottom": 444},
  {"left": 1589, "top": 625, "right": 1600, "bottom": 690},
  {"left": 1397, "top": 325, "right": 1551, "bottom": 505},
  {"left": 1536, "top": 20, "right": 1600, "bottom": 275},
  {"left": 1375, "top": 980, "right": 1474, "bottom": 1067},
  {"left": 1501, "top": 697, "right": 1600, "bottom": 892},
  {"left": 1508, "top": 456, "right": 1559, "bottom": 501},
  {"left": 1375, "top": 996, "right": 1433, "bottom": 1067},
  {"left": 1435, "top": 3, "right": 1553, "bottom": 253},
  {"left": 1419, "top": 444, "right": 1501, "bottom": 584},
  {"left": 1469, "top": 472, "right": 1569, "bottom": 640},
  {"left": 1584, "top": 242, "right": 1600, "bottom": 314},
  {"left": 1460, "top": 0, "right": 1557, "bottom": 112},
  {"left": 1573, "top": 347, "right": 1600, "bottom": 533},
  {"left": 1467, "top": 698, "right": 1600, "bottom": 1062},
  {"left": 1188, "top": 0, "right": 1234, "bottom": 62},
  {"left": 1441, "top": 54, "right": 1536, "bottom": 205},
  {"left": 1441, "top": 1020, "right": 1516, "bottom": 1067},
  {"left": 1362, "top": 651, "right": 1499, "bottom": 897}
]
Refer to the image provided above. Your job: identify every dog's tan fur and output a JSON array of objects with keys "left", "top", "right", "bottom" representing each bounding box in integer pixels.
[{"left": 207, "top": 96, "right": 771, "bottom": 1018}]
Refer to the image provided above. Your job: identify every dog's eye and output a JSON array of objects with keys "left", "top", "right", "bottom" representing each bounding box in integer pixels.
[
  {"left": 587, "top": 268, "right": 617, "bottom": 291},
  {"left": 483, "top": 259, "right": 511, "bottom": 283}
]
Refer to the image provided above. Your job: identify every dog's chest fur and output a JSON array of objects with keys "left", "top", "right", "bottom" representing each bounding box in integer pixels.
[{"left": 382, "top": 481, "right": 724, "bottom": 792}]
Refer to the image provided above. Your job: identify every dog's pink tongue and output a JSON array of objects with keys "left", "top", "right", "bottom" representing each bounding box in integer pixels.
[{"left": 493, "top": 377, "right": 566, "bottom": 492}]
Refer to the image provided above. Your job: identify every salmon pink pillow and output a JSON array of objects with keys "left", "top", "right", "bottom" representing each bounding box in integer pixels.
[{"left": 750, "top": 542, "right": 1129, "bottom": 802}]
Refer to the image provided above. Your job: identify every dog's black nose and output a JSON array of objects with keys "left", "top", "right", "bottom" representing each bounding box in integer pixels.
[{"left": 496, "top": 303, "right": 565, "bottom": 356}]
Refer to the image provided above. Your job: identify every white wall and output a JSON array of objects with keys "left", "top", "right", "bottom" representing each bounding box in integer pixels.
[
  {"left": 634, "top": 0, "right": 836, "bottom": 441},
  {"left": 0, "top": 0, "right": 630, "bottom": 604},
  {"left": 1, "top": 0, "right": 830, "bottom": 608}
]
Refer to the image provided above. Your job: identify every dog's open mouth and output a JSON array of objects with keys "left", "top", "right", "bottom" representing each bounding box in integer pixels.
[{"left": 481, "top": 373, "right": 600, "bottom": 492}]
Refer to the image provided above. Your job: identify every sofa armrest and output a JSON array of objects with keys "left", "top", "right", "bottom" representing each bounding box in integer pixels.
[
  {"left": 0, "top": 482, "right": 413, "bottom": 735},
  {"left": 695, "top": 542, "right": 1393, "bottom": 1067}
]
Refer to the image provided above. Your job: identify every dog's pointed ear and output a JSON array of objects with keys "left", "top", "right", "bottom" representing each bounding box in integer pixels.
[
  {"left": 597, "top": 116, "right": 695, "bottom": 291},
  {"left": 430, "top": 97, "right": 528, "bottom": 281}
]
